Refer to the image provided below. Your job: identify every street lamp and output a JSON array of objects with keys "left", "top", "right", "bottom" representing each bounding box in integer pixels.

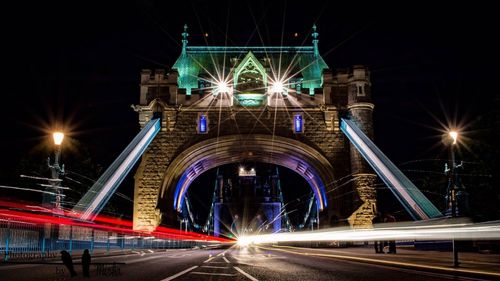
[
  {"left": 446, "top": 131, "right": 458, "bottom": 215},
  {"left": 47, "top": 131, "right": 65, "bottom": 214},
  {"left": 445, "top": 130, "right": 459, "bottom": 267}
]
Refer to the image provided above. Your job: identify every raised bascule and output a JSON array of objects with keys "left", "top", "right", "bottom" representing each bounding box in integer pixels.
[{"left": 73, "top": 25, "right": 441, "bottom": 232}]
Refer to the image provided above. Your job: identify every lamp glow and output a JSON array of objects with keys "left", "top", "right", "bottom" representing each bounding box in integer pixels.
[
  {"left": 237, "top": 236, "right": 252, "bottom": 247},
  {"left": 449, "top": 131, "right": 458, "bottom": 145},
  {"left": 216, "top": 81, "right": 230, "bottom": 93},
  {"left": 270, "top": 81, "right": 284, "bottom": 93},
  {"left": 53, "top": 132, "right": 64, "bottom": 145}
]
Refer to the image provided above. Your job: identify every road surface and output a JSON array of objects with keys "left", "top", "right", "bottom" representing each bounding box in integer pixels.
[{"left": 0, "top": 245, "right": 497, "bottom": 281}]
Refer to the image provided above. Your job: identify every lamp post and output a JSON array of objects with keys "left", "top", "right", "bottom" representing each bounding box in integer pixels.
[
  {"left": 47, "top": 132, "right": 65, "bottom": 215},
  {"left": 445, "top": 130, "right": 459, "bottom": 267}
]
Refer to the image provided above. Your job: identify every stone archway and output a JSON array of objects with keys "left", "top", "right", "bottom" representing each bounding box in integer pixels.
[
  {"left": 134, "top": 134, "right": 334, "bottom": 230},
  {"left": 140, "top": 134, "right": 335, "bottom": 231}
]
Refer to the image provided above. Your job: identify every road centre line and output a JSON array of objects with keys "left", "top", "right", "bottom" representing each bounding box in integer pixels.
[
  {"left": 161, "top": 265, "right": 198, "bottom": 281},
  {"left": 190, "top": 272, "right": 237, "bottom": 276},
  {"left": 234, "top": 266, "right": 259, "bottom": 281},
  {"left": 203, "top": 256, "right": 215, "bottom": 263},
  {"left": 201, "top": 265, "right": 231, "bottom": 269}
]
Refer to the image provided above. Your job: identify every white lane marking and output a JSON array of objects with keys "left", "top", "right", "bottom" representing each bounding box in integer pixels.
[
  {"left": 127, "top": 255, "right": 169, "bottom": 264},
  {"left": 223, "top": 256, "right": 230, "bottom": 263},
  {"left": 217, "top": 250, "right": 228, "bottom": 257},
  {"left": 201, "top": 265, "right": 231, "bottom": 269},
  {"left": 234, "top": 266, "right": 259, "bottom": 281},
  {"left": 190, "top": 272, "right": 237, "bottom": 276},
  {"left": 161, "top": 266, "right": 198, "bottom": 281},
  {"left": 148, "top": 249, "right": 154, "bottom": 253},
  {"left": 204, "top": 256, "right": 215, "bottom": 263}
]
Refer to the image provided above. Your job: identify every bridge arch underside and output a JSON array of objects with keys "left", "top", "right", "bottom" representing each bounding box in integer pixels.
[{"left": 159, "top": 135, "right": 335, "bottom": 219}]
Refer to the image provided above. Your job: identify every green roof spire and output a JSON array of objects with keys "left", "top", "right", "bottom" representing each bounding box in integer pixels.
[
  {"left": 182, "top": 24, "right": 189, "bottom": 55},
  {"left": 312, "top": 24, "right": 319, "bottom": 57}
]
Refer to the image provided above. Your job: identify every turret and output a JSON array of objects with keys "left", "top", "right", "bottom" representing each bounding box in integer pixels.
[
  {"left": 181, "top": 24, "right": 188, "bottom": 55},
  {"left": 346, "top": 65, "right": 377, "bottom": 228},
  {"left": 312, "top": 24, "right": 319, "bottom": 58}
]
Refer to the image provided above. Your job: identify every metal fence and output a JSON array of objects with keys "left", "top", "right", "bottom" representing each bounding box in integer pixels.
[{"left": 0, "top": 217, "right": 201, "bottom": 261}]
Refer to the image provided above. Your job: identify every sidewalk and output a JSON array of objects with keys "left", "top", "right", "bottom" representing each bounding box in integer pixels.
[
  {"left": 267, "top": 245, "right": 500, "bottom": 278},
  {"left": 2, "top": 248, "right": 192, "bottom": 264}
]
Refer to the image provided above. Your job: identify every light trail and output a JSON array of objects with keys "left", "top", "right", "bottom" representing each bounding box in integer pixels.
[
  {"left": 0, "top": 207, "right": 232, "bottom": 243},
  {"left": 0, "top": 185, "right": 64, "bottom": 197},
  {"left": 237, "top": 220, "right": 500, "bottom": 246},
  {"left": 0, "top": 199, "right": 233, "bottom": 243},
  {"left": 20, "top": 174, "right": 63, "bottom": 181},
  {"left": 38, "top": 183, "right": 70, "bottom": 190}
]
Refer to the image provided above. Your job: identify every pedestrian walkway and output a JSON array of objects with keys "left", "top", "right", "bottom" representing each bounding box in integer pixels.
[
  {"left": 265, "top": 244, "right": 500, "bottom": 278},
  {"left": 1, "top": 247, "right": 193, "bottom": 264}
]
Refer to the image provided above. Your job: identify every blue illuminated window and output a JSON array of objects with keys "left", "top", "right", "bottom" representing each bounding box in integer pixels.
[
  {"left": 198, "top": 114, "right": 208, "bottom": 133},
  {"left": 294, "top": 114, "right": 303, "bottom": 133}
]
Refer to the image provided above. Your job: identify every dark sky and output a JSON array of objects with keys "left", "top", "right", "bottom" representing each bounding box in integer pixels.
[{"left": 1, "top": 1, "right": 498, "bottom": 219}]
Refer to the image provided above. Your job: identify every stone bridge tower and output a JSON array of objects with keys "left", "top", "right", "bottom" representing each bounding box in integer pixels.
[{"left": 132, "top": 25, "right": 377, "bottom": 232}]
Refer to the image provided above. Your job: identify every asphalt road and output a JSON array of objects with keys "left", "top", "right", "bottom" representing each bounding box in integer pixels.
[{"left": 0, "top": 245, "right": 497, "bottom": 281}]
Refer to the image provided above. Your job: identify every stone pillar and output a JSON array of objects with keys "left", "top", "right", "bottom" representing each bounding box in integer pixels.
[
  {"left": 133, "top": 147, "right": 163, "bottom": 232},
  {"left": 347, "top": 65, "right": 377, "bottom": 228},
  {"left": 133, "top": 110, "right": 163, "bottom": 232}
]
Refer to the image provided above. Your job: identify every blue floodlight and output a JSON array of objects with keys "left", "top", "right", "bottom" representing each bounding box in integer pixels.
[
  {"left": 294, "top": 114, "right": 303, "bottom": 133},
  {"left": 199, "top": 114, "right": 208, "bottom": 133}
]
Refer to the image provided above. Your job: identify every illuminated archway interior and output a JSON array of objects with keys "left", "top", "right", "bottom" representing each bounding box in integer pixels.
[{"left": 159, "top": 134, "right": 335, "bottom": 215}]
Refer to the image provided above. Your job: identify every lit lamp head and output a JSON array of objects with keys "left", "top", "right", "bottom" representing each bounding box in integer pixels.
[
  {"left": 215, "top": 81, "right": 230, "bottom": 94},
  {"left": 53, "top": 132, "right": 64, "bottom": 146},
  {"left": 449, "top": 131, "right": 458, "bottom": 145},
  {"left": 270, "top": 81, "right": 284, "bottom": 93}
]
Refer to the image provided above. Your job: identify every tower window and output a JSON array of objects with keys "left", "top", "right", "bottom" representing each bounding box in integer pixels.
[
  {"left": 293, "top": 114, "right": 304, "bottom": 133},
  {"left": 199, "top": 79, "right": 211, "bottom": 90},
  {"left": 357, "top": 83, "right": 365, "bottom": 96},
  {"left": 198, "top": 114, "right": 208, "bottom": 134}
]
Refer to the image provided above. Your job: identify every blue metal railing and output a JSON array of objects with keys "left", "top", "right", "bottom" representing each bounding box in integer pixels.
[{"left": 0, "top": 217, "right": 201, "bottom": 262}]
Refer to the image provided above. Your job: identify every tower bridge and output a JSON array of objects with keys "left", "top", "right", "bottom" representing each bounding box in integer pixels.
[{"left": 72, "top": 25, "right": 441, "bottom": 232}]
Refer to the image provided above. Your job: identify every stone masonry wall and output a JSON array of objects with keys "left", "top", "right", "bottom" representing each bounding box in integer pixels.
[{"left": 133, "top": 108, "right": 352, "bottom": 230}]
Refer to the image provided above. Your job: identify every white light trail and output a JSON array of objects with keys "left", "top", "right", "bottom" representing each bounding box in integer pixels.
[
  {"left": 20, "top": 175, "right": 63, "bottom": 182},
  {"left": 0, "top": 185, "right": 63, "bottom": 197},
  {"left": 237, "top": 220, "right": 500, "bottom": 246},
  {"left": 38, "top": 183, "right": 70, "bottom": 190}
]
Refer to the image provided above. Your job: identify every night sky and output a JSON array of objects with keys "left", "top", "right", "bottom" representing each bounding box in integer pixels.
[{"left": 1, "top": 1, "right": 499, "bottom": 222}]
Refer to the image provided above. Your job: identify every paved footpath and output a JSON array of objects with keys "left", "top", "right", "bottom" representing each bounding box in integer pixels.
[{"left": 262, "top": 245, "right": 500, "bottom": 279}]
